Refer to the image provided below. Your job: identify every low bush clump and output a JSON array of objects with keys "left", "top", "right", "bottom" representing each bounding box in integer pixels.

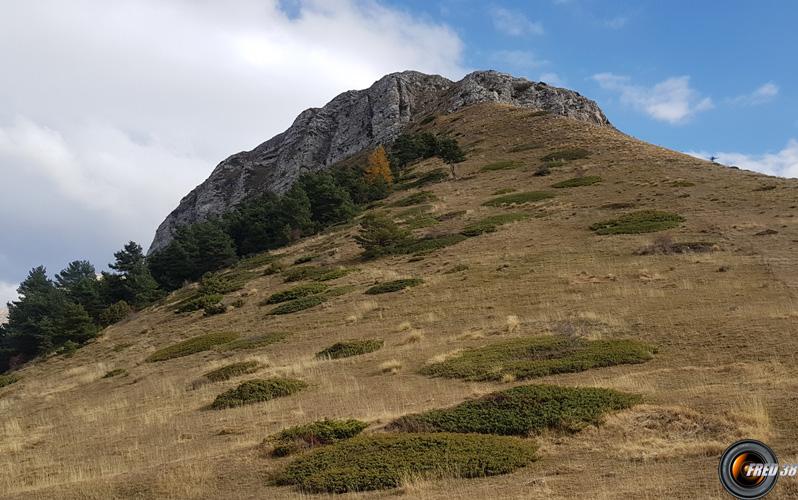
[
  {"left": 397, "top": 168, "right": 448, "bottom": 190},
  {"left": 275, "top": 433, "right": 537, "bottom": 493},
  {"left": 98, "top": 300, "right": 132, "bottom": 326},
  {"left": 203, "top": 303, "right": 227, "bottom": 316},
  {"left": 102, "top": 368, "right": 127, "bottom": 378},
  {"left": 480, "top": 160, "right": 520, "bottom": 172},
  {"left": 211, "top": 377, "right": 307, "bottom": 409},
  {"left": 203, "top": 361, "right": 261, "bottom": 383},
  {"left": 216, "top": 332, "right": 290, "bottom": 351},
  {"left": 420, "top": 336, "right": 654, "bottom": 381},
  {"left": 365, "top": 278, "right": 423, "bottom": 295},
  {"left": 316, "top": 339, "right": 384, "bottom": 359},
  {"left": 283, "top": 266, "right": 351, "bottom": 282},
  {"left": 268, "top": 295, "right": 326, "bottom": 315},
  {"left": 444, "top": 263, "right": 469, "bottom": 274},
  {"left": 492, "top": 188, "right": 516, "bottom": 195},
  {"left": 269, "top": 419, "right": 368, "bottom": 457},
  {"left": 0, "top": 374, "right": 20, "bottom": 388},
  {"left": 399, "top": 234, "right": 467, "bottom": 255},
  {"left": 390, "top": 191, "right": 437, "bottom": 207},
  {"left": 590, "top": 210, "right": 684, "bottom": 235},
  {"left": 508, "top": 142, "right": 541, "bottom": 153},
  {"left": 388, "top": 384, "right": 639, "bottom": 436},
  {"left": 175, "top": 293, "right": 224, "bottom": 314},
  {"left": 541, "top": 148, "right": 589, "bottom": 162},
  {"left": 263, "top": 283, "right": 328, "bottom": 305},
  {"left": 293, "top": 254, "right": 316, "bottom": 265},
  {"left": 551, "top": 176, "right": 602, "bottom": 188},
  {"left": 146, "top": 332, "right": 239, "bottom": 362},
  {"left": 670, "top": 180, "right": 696, "bottom": 188},
  {"left": 482, "top": 191, "right": 555, "bottom": 207},
  {"left": 461, "top": 213, "right": 528, "bottom": 237}
]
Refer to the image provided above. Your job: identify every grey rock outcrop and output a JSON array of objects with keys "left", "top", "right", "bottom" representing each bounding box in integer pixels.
[{"left": 148, "top": 70, "right": 609, "bottom": 254}]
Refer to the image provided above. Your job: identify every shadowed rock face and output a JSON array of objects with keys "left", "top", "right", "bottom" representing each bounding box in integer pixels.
[{"left": 148, "top": 70, "right": 610, "bottom": 254}]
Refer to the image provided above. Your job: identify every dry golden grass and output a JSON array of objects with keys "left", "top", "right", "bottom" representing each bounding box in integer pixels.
[{"left": 3, "top": 103, "right": 798, "bottom": 498}]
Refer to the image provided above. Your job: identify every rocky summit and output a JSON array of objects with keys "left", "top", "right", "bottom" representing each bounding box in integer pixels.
[{"left": 148, "top": 70, "right": 609, "bottom": 254}]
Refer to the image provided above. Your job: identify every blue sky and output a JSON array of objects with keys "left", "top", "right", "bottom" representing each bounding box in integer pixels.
[
  {"left": 386, "top": 0, "right": 796, "bottom": 158},
  {"left": 0, "top": 0, "right": 795, "bottom": 310}
]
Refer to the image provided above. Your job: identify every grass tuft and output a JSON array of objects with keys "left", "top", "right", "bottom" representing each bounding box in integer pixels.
[
  {"left": 262, "top": 283, "right": 328, "bottom": 305},
  {"left": 269, "top": 419, "right": 368, "bottom": 457},
  {"left": 590, "top": 210, "right": 684, "bottom": 235},
  {"left": 202, "top": 361, "right": 261, "bottom": 383},
  {"left": 420, "top": 336, "right": 654, "bottom": 381},
  {"left": 551, "top": 176, "right": 602, "bottom": 188},
  {"left": 0, "top": 374, "right": 21, "bottom": 388},
  {"left": 146, "top": 332, "right": 239, "bottom": 362},
  {"left": 390, "top": 191, "right": 437, "bottom": 207},
  {"left": 316, "top": 339, "right": 383, "bottom": 360},
  {"left": 388, "top": 384, "right": 640, "bottom": 435},
  {"left": 541, "top": 148, "right": 590, "bottom": 162},
  {"left": 211, "top": 378, "right": 307, "bottom": 409},
  {"left": 480, "top": 160, "right": 520, "bottom": 172},
  {"left": 275, "top": 433, "right": 537, "bottom": 493},
  {"left": 482, "top": 191, "right": 554, "bottom": 207},
  {"left": 365, "top": 278, "right": 423, "bottom": 295},
  {"left": 268, "top": 295, "right": 326, "bottom": 315}
]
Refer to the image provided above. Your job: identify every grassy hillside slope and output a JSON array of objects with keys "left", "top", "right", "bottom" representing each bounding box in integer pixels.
[{"left": 2, "top": 103, "right": 798, "bottom": 499}]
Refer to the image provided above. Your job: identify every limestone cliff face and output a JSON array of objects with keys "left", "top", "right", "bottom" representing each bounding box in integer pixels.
[{"left": 148, "top": 70, "right": 609, "bottom": 254}]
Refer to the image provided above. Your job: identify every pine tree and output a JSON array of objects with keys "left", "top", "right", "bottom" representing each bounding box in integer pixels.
[
  {"left": 298, "top": 172, "right": 357, "bottom": 230},
  {"left": 354, "top": 213, "right": 412, "bottom": 259},
  {"left": 436, "top": 136, "right": 466, "bottom": 178},
  {"left": 106, "top": 241, "right": 163, "bottom": 306},
  {"left": 55, "top": 261, "right": 103, "bottom": 320}
]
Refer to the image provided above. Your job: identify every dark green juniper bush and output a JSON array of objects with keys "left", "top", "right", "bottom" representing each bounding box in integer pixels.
[
  {"left": 211, "top": 378, "right": 307, "bottom": 409},
  {"left": 316, "top": 339, "right": 383, "bottom": 359}
]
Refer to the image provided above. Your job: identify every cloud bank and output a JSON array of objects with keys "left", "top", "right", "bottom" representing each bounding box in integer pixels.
[
  {"left": 592, "top": 73, "right": 713, "bottom": 124},
  {"left": 0, "top": 0, "right": 466, "bottom": 286}
]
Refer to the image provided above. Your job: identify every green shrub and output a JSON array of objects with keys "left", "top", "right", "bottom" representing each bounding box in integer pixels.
[
  {"left": 365, "top": 278, "right": 423, "bottom": 295},
  {"left": 203, "top": 303, "right": 227, "bottom": 316},
  {"left": 670, "top": 180, "right": 696, "bottom": 188},
  {"left": 316, "top": 339, "right": 384, "bottom": 359},
  {"left": 402, "top": 214, "right": 438, "bottom": 230},
  {"left": 263, "top": 283, "right": 328, "bottom": 305},
  {"left": 146, "top": 332, "right": 239, "bottom": 362},
  {"left": 389, "top": 385, "right": 639, "bottom": 435},
  {"left": 492, "top": 188, "right": 516, "bottom": 195},
  {"left": 482, "top": 191, "right": 555, "bottom": 207},
  {"left": 216, "top": 332, "right": 289, "bottom": 351},
  {"left": 541, "top": 148, "right": 589, "bottom": 162},
  {"left": 175, "top": 293, "right": 223, "bottom": 314},
  {"left": 103, "top": 368, "right": 127, "bottom": 378},
  {"left": 435, "top": 210, "right": 466, "bottom": 222},
  {"left": 480, "top": 160, "right": 520, "bottom": 172},
  {"left": 275, "top": 433, "right": 537, "bottom": 493},
  {"left": 399, "top": 234, "right": 467, "bottom": 254},
  {"left": 283, "top": 266, "right": 351, "bottom": 282},
  {"left": 293, "top": 254, "right": 316, "bottom": 265},
  {"left": 551, "top": 176, "right": 602, "bottom": 188},
  {"left": 390, "top": 191, "right": 437, "bottom": 207},
  {"left": 98, "top": 300, "right": 132, "bottom": 326},
  {"left": 270, "top": 419, "right": 368, "bottom": 457},
  {"left": 590, "top": 210, "right": 684, "bottom": 235},
  {"left": 0, "top": 374, "right": 20, "bottom": 388},
  {"left": 461, "top": 213, "right": 528, "bottom": 237},
  {"left": 203, "top": 361, "right": 261, "bottom": 382},
  {"left": 268, "top": 295, "right": 326, "bottom": 315},
  {"left": 397, "top": 168, "right": 448, "bottom": 190},
  {"left": 211, "top": 378, "right": 307, "bottom": 409},
  {"left": 420, "top": 336, "right": 654, "bottom": 381}
]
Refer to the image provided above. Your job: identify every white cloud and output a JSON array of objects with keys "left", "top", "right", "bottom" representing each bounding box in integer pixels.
[
  {"left": 490, "top": 7, "right": 544, "bottom": 36},
  {"left": 592, "top": 73, "right": 713, "bottom": 124},
  {"left": 0, "top": 0, "right": 466, "bottom": 285},
  {"left": 539, "top": 72, "right": 565, "bottom": 87},
  {"left": 728, "top": 82, "right": 779, "bottom": 106},
  {"left": 685, "top": 139, "right": 798, "bottom": 178},
  {"left": 492, "top": 50, "right": 548, "bottom": 69}
]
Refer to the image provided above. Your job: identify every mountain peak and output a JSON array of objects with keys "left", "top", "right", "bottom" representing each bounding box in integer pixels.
[{"left": 148, "top": 70, "right": 609, "bottom": 254}]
